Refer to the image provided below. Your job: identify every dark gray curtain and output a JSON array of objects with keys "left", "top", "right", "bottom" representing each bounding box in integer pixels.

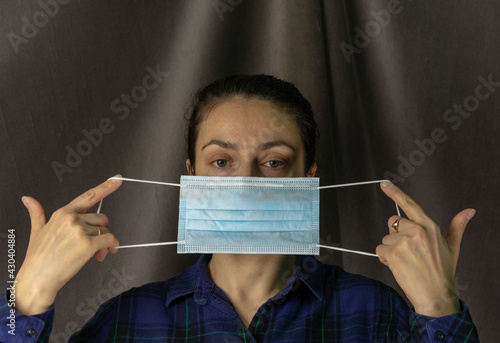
[{"left": 0, "top": 0, "right": 498, "bottom": 341}]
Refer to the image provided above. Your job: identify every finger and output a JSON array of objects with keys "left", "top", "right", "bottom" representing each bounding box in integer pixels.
[
  {"left": 380, "top": 182, "right": 429, "bottom": 223},
  {"left": 83, "top": 225, "right": 111, "bottom": 236},
  {"left": 445, "top": 208, "right": 476, "bottom": 259},
  {"left": 381, "top": 233, "right": 411, "bottom": 248},
  {"left": 80, "top": 213, "right": 110, "bottom": 227},
  {"left": 387, "top": 216, "right": 415, "bottom": 234},
  {"left": 387, "top": 215, "right": 405, "bottom": 234},
  {"left": 65, "top": 174, "right": 123, "bottom": 214},
  {"left": 22, "top": 196, "right": 46, "bottom": 234},
  {"left": 382, "top": 233, "right": 400, "bottom": 245},
  {"left": 94, "top": 248, "right": 109, "bottom": 262},
  {"left": 94, "top": 243, "right": 121, "bottom": 261},
  {"left": 375, "top": 244, "right": 391, "bottom": 266},
  {"left": 91, "top": 232, "right": 120, "bottom": 253}
]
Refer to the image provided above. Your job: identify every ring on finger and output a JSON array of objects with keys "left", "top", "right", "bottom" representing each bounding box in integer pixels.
[
  {"left": 95, "top": 226, "right": 102, "bottom": 236},
  {"left": 391, "top": 217, "right": 403, "bottom": 233}
]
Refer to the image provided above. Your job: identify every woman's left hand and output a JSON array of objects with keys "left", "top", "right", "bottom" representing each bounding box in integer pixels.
[{"left": 376, "top": 182, "right": 476, "bottom": 317}]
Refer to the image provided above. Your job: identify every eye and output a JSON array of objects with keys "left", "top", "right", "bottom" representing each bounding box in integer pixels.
[
  {"left": 211, "top": 159, "right": 229, "bottom": 168},
  {"left": 264, "top": 160, "right": 283, "bottom": 168}
]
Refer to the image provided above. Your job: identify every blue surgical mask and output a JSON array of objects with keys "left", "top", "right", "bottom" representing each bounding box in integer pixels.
[
  {"left": 176, "top": 176, "right": 320, "bottom": 255},
  {"left": 100, "top": 176, "right": 389, "bottom": 257}
]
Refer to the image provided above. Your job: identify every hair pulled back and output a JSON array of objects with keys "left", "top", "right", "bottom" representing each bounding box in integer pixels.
[{"left": 187, "top": 74, "right": 317, "bottom": 172}]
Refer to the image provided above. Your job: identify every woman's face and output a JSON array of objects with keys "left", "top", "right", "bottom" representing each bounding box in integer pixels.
[{"left": 186, "top": 96, "right": 316, "bottom": 178}]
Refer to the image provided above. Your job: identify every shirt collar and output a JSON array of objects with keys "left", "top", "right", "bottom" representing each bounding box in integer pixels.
[
  {"left": 165, "top": 255, "right": 212, "bottom": 308},
  {"left": 165, "top": 254, "right": 325, "bottom": 307},
  {"left": 277, "top": 255, "right": 325, "bottom": 302}
]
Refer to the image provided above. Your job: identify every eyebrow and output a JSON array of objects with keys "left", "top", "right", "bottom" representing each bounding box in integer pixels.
[
  {"left": 202, "top": 139, "right": 238, "bottom": 150},
  {"left": 201, "top": 139, "right": 296, "bottom": 152},
  {"left": 258, "top": 140, "right": 296, "bottom": 152}
]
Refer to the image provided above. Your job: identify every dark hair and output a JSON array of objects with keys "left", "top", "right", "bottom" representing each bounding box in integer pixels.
[{"left": 186, "top": 74, "right": 318, "bottom": 172}]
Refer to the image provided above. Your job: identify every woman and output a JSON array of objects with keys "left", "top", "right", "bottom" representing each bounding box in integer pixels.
[{"left": 1, "top": 75, "right": 478, "bottom": 341}]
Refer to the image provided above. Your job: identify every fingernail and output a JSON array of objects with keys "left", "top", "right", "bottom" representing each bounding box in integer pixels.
[
  {"left": 21, "top": 196, "right": 31, "bottom": 208},
  {"left": 466, "top": 209, "right": 476, "bottom": 221},
  {"left": 381, "top": 181, "right": 392, "bottom": 188},
  {"left": 110, "top": 174, "right": 122, "bottom": 184}
]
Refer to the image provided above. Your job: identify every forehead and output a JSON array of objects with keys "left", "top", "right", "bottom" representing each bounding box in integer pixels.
[{"left": 196, "top": 97, "right": 301, "bottom": 148}]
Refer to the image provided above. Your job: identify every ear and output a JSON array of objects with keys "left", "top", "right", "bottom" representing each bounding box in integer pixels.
[
  {"left": 306, "top": 163, "right": 317, "bottom": 177},
  {"left": 186, "top": 159, "right": 195, "bottom": 175}
]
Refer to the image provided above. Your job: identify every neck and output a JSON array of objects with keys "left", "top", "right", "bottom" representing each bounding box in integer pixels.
[{"left": 208, "top": 254, "right": 296, "bottom": 326}]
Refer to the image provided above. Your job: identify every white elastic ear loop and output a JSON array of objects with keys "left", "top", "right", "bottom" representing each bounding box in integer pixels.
[
  {"left": 108, "top": 176, "right": 182, "bottom": 188},
  {"left": 99, "top": 176, "right": 400, "bottom": 255},
  {"left": 314, "top": 179, "right": 400, "bottom": 258},
  {"left": 317, "top": 179, "right": 401, "bottom": 218},
  {"left": 96, "top": 177, "right": 182, "bottom": 215},
  {"left": 97, "top": 177, "right": 184, "bottom": 249},
  {"left": 112, "top": 241, "right": 186, "bottom": 249},
  {"left": 314, "top": 245, "right": 378, "bottom": 257}
]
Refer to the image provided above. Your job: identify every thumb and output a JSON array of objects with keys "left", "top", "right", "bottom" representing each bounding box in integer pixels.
[
  {"left": 445, "top": 208, "right": 476, "bottom": 258},
  {"left": 22, "top": 196, "right": 46, "bottom": 234}
]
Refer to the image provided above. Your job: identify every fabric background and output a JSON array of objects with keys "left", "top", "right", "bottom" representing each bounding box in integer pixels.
[{"left": 0, "top": 0, "right": 498, "bottom": 341}]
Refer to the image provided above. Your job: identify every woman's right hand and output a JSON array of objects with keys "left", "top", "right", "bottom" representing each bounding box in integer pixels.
[{"left": 14, "top": 176, "right": 123, "bottom": 315}]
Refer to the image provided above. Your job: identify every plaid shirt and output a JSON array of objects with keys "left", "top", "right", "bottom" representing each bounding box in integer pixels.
[{"left": 1, "top": 255, "right": 478, "bottom": 342}]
